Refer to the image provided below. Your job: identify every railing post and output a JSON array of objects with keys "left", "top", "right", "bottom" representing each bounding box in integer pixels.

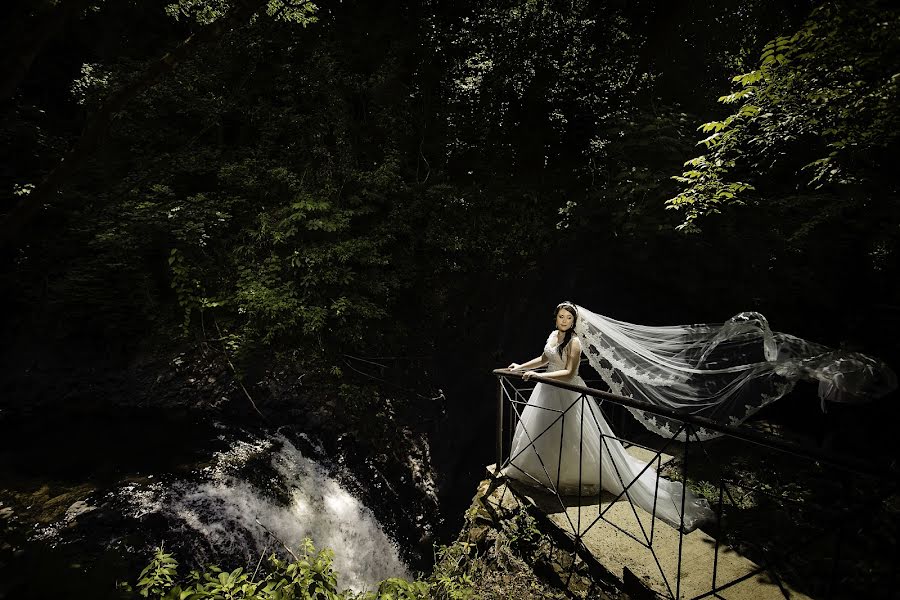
[
  {"left": 675, "top": 426, "right": 688, "bottom": 600},
  {"left": 495, "top": 375, "right": 504, "bottom": 476}
]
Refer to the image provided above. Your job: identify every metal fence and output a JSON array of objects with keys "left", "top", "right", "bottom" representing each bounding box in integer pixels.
[{"left": 490, "top": 367, "right": 898, "bottom": 600}]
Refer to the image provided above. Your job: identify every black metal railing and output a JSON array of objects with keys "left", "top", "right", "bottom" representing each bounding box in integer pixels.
[{"left": 490, "top": 368, "right": 898, "bottom": 600}]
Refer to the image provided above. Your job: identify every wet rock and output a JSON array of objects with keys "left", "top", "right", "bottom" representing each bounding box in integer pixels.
[{"left": 64, "top": 501, "right": 96, "bottom": 522}]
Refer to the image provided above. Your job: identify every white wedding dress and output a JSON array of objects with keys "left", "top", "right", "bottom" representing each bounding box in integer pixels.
[{"left": 502, "top": 331, "right": 715, "bottom": 532}]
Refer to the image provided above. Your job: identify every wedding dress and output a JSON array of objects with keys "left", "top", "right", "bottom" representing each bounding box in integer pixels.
[{"left": 502, "top": 331, "right": 716, "bottom": 532}]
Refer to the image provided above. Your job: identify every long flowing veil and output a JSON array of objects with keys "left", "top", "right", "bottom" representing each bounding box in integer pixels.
[{"left": 573, "top": 305, "right": 897, "bottom": 440}]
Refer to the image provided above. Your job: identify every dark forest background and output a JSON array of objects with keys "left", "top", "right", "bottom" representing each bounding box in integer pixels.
[{"left": 1, "top": 0, "right": 898, "bottom": 557}]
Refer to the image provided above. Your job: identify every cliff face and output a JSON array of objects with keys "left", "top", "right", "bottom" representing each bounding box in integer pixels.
[{"left": 437, "top": 476, "right": 626, "bottom": 600}]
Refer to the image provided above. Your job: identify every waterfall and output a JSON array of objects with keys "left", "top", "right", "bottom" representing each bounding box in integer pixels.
[{"left": 114, "top": 432, "right": 411, "bottom": 593}]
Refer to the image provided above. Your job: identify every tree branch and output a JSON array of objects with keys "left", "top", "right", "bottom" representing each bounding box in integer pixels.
[
  {"left": 214, "top": 320, "right": 266, "bottom": 420},
  {"left": 254, "top": 517, "right": 299, "bottom": 562}
]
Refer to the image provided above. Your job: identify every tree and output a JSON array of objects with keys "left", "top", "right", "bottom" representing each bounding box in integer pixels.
[
  {"left": 0, "top": 0, "right": 317, "bottom": 247},
  {"left": 667, "top": 0, "right": 899, "bottom": 234}
]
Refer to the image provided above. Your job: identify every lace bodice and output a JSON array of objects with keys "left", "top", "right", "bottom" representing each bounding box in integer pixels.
[{"left": 544, "top": 331, "right": 580, "bottom": 378}]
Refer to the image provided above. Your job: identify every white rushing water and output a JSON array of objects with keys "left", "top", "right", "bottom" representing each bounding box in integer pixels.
[{"left": 121, "top": 433, "right": 411, "bottom": 593}]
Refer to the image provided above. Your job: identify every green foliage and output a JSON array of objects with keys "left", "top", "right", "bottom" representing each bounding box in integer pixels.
[
  {"left": 667, "top": 0, "right": 900, "bottom": 232},
  {"left": 5, "top": 0, "right": 693, "bottom": 364},
  {"left": 366, "top": 578, "right": 429, "bottom": 600},
  {"left": 164, "top": 0, "right": 232, "bottom": 24},
  {"left": 60, "top": 17, "right": 413, "bottom": 355},
  {"left": 133, "top": 539, "right": 351, "bottom": 599},
  {"left": 164, "top": 0, "right": 318, "bottom": 26},
  {"left": 555, "top": 106, "right": 701, "bottom": 238},
  {"left": 48, "top": 3, "right": 564, "bottom": 362},
  {"left": 435, "top": 0, "right": 646, "bottom": 186},
  {"left": 264, "top": 0, "right": 319, "bottom": 25},
  {"left": 667, "top": 155, "right": 755, "bottom": 231},
  {"left": 136, "top": 546, "right": 180, "bottom": 598},
  {"left": 497, "top": 508, "right": 541, "bottom": 560},
  {"left": 11, "top": 0, "right": 894, "bottom": 397},
  {"left": 129, "top": 539, "right": 482, "bottom": 600},
  {"left": 168, "top": 248, "right": 208, "bottom": 332},
  {"left": 429, "top": 541, "right": 478, "bottom": 600}
]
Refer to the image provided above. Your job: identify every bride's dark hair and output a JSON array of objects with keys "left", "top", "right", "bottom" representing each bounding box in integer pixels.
[{"left": 554, "top": 301, "right": 578, "bottom": 358}]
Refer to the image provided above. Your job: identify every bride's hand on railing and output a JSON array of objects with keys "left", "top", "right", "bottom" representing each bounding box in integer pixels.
[
  {"left": 523, "top": 371, "right": 538, "bottom": 381},
  {"left": 507, "top": 362, "right": 521, "bottom": 370}
]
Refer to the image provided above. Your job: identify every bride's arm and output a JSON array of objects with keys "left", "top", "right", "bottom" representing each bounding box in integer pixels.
[
  {"left": 528, "top": 338, "right": 581, "bottom": 380},
  {"left": 507, "top": 354, "right": 548, "bottom": 371}
]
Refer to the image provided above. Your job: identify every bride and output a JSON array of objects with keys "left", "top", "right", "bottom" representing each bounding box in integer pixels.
[
  {"left": 501, "top": 301, "right": 715, "bottom": 532},
  {"left": 499, "top": 301, "right": 896, "bottom": 532}
]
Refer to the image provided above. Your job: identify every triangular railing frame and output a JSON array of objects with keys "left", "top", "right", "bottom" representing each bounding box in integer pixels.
[{"left": 490, "top": 368, "right": 897, "bottom": 600}]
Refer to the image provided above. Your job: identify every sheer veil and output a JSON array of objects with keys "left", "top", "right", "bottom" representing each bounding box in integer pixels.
[{"left": 573, "top": 305, "right": 898, "bottom": 440}]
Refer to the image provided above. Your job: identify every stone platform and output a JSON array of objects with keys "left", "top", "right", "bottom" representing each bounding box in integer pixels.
[{"left": 484, "top": 446, "right": 812, "bottom": 600}]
